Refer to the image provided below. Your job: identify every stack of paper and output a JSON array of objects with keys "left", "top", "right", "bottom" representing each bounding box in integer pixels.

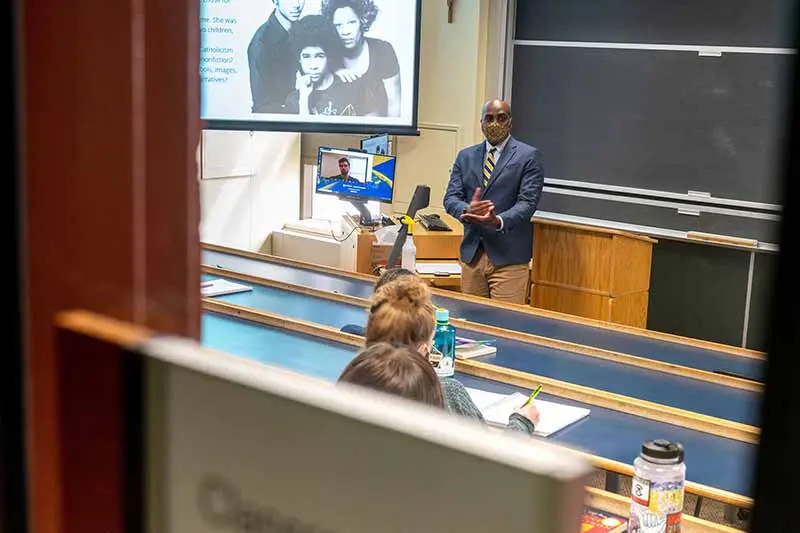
[
  {"left": 416, "top": 262, "right": 461, "bottom": 276},
  {"left": 201, "top": 279, "right": 253, "bottom": 297},
  {"left": 465, "top": 388, "right": 590, "bottom": 438}
]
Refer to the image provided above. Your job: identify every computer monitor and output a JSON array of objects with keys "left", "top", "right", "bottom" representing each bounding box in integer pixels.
[
  {"left": 360, "top": 133, "right": 390, "bottom": 155},
  {"left": 316, "top": 146, "right": 396, "bottom": 223}
]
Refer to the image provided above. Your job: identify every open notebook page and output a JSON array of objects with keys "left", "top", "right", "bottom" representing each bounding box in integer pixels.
[{"left": 466, "top": 389, "right": 590, "bottom": 438}]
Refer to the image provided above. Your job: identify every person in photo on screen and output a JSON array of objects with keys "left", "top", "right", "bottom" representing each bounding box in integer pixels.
[
  {"left": 326, "top": 157, "right": 360, "bottom": 182},
  {"left": 321, "top": 0, "right": 401, "bottom": 117},
  {"left": 247, "top": 0, "right": 306, "bottom": 113},
  {"left": 284, "top": 15, "right": 375, "bottom": 116}
]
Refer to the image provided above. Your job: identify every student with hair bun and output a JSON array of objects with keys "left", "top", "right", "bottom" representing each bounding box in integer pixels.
[
  {"left": 364, "top": 276, "right": 539, "bottom": 434},
  {"left": 340, "top": 267, "right": 415, "bottom": 336},
  {"left": 373, "top": 266, "right": 415, "bottom": 288}
]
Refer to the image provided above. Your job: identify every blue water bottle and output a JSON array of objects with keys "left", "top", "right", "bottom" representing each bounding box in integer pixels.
[{"left": 433, "top": 308, "right": 456, "bottom": 377}]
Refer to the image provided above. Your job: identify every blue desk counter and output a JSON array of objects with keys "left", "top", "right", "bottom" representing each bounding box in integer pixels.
[
  {"left": 205, "top": 273, "right": 761, "bottom": 426},
  {"left": 202, "top": 311, "right": 755, "bottom": 498},
  {"left": 204, "top": 249, "right": 764, "bottom": 382}
]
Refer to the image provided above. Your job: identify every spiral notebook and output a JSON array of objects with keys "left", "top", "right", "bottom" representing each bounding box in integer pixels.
[{"left": 466, "top": 388, "right": 590, "bottom": 438}]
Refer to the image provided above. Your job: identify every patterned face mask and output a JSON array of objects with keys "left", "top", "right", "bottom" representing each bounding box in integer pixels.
[{"left": 482, "top": 120, "right": 510, "bottom": 145}]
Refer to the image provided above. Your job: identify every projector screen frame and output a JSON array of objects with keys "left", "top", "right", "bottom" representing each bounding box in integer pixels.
[{"left": 201, "top": 0, "right": 423, "bottom": 137}]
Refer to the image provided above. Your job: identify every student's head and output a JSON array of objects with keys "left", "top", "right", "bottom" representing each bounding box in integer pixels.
[
  {"left": 321, "top": 0, "right": 378, "bottom": 50},
  {"left": 366, "top": 276, "right": 436, "bottom": 358},
  {"left": 273, "top": 0, "right": 305, "bottom": 24},
  {"left": 338, "top": 342, "right": 445, "bottom": 407},
  {"left": 289, "top": 15, "right": 341, "bottom": 82},
  {"left": 374, "top": 267, "right": 415, "bottom": 290},
  {"left": 338, "top": 157, "right": 350, "bottom": 176}
]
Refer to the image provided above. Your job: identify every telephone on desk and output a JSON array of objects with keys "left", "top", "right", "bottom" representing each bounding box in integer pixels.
[
  {"left": 418, "top": 213, "right": 452, "bottom": 231},
  {"left": 359, "top": 214, "right": 381, "bottom": 227}
]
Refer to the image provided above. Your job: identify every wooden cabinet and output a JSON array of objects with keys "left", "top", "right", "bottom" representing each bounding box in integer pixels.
[
  {"left": 353, "top": 213, "right": 464, "bottom": 289},
  {"left": 531, "top": 219, "right": 656, "bottom": 328}
]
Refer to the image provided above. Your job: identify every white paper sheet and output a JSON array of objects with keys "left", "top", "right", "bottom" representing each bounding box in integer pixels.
[
  {"left": 416, "top": 262, "right": 462, "bottom": 275},
  {"left": 201, "top": 279, "right": 253, "bottom": 297},
  {"left": 466, "top": 388, "right": 590, "bottom": 438}
]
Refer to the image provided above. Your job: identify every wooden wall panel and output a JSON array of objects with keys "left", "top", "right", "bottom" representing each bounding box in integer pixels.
[
  {"left": 610, "top": 292, "right": 650, "bottom": 329},
  {"left": 611, "top": 237, "right": 653, "bottom": 295},
  {"left": 532, "top": 285, "right": 611, "bottom": 321},
  {"left": 144, "top": 0, "right": 201, "bottom": 336},
  {"left": 3, "top": 0, "right": 25, "bottom": 529},
  {"left": 533, "top": 224, "right": 615, "bottom": 293},
  {"left": 531, "top": 220, "right": 654, "bottom": 327},
  {"left": 21, "top": 0, "right": 200, "bottom": 529}
]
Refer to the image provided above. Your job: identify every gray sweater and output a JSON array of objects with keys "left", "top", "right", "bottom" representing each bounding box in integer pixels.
[{"left": 441, "top": 377, "right": 536, "bottom": 434}]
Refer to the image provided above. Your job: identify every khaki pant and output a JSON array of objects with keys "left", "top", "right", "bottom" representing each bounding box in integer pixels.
[{"left": 460, "top": 249, "right": 530, "bottom": 304}]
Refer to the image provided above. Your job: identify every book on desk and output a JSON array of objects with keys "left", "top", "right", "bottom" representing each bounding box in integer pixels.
[
  {"left": 581, "top": 509, "right": 628, "bottom": 533},
  {"left": 455, "top": 337, "right": 497, "bottom": 359}
]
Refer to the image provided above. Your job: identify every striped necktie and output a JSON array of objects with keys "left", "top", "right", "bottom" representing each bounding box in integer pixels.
[{"left": 483, "top": 147, "right": 497, "bottom": 188}]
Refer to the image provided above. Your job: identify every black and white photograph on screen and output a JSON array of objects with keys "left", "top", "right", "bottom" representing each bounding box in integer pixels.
[
  {"left": 247, "top": 1, "right": 306, "bottom": 114},
  {"left": 282, "top": 14, "right": 380, "bottom": 117},
  {"left": 249, "top": 0, "right": 399, "bottom": 117},
  {"left": 200, "top": 0, "right": 419, "bottom": 131}
]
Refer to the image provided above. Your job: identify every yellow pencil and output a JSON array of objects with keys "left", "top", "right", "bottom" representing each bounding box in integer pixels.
[{"left": 522, "top": 384, "right": 542, "bottom": 407}]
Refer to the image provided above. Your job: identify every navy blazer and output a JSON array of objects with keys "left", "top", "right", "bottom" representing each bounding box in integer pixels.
[{"left": 443, "top": 136, "right": 544, "bottom": 267}]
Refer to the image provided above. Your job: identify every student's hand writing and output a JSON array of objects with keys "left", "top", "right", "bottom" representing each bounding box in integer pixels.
[{"left": 516, "top": 402, "right": 540, "bottom": 425}]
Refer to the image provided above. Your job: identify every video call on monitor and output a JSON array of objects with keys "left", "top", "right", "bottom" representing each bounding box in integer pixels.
[{"left": 315, "top": 146, "right": 395, "bottom": 203}]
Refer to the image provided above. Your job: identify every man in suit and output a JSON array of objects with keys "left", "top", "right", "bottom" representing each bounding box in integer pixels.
[{"left": 443, "top": 98, "right": 544, "bottom": 304}]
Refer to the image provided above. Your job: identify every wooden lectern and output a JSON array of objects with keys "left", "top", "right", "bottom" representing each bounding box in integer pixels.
[
  {"left": 531, "top": 219, "right": 657, "bottom": 328},
  {"left": 353, "top": 213, "right": 464, "bottom": 289}
]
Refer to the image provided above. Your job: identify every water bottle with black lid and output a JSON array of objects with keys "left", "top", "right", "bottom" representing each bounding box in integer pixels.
[{"left": 629, "top": 439, "right": 686, "bottom": 533}]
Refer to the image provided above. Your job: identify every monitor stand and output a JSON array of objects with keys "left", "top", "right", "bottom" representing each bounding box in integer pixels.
[{"left": 349, "top": 199, "right": 378, "bottom": 226}]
